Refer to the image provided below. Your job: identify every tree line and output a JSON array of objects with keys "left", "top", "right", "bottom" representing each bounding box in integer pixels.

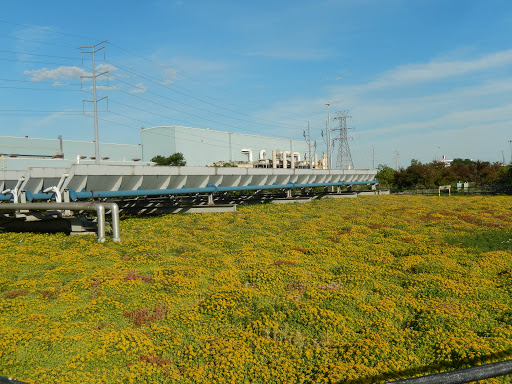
[{"left": 376, "top": 159, "right": 512, "bottom": 190}]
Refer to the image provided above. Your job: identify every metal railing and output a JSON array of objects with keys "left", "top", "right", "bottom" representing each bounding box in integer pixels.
[
  {"left": 0, "top": 202, "right": 120, "bottom": 243},
  {"left": 383, "top": 359, "right": 512, "bottom": 384},
  {"left": 387, "top": 184, "right": 512, "bottom": 196}
]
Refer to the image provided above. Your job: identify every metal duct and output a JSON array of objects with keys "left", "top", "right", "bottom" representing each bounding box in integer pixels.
[{"left": 0, "top": 202, "right": 120, "bottom": 243}]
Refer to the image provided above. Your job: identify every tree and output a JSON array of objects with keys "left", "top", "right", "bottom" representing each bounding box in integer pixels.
[
  {"left": 151, "top": 153, "right": 187, "bottom": 166},
  {"left": 388, "top": 158, "right": 508, "bottom": 190},
  {"left": 452, "top": 158, "right": 474, "bottom": 166},
  {"left": 375, "top": 164, "right": 396, "bottom": 188}
]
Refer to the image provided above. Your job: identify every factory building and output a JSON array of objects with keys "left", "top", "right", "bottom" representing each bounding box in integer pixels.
[
  {"left": 1, "top": 126, "right": 312, "bottom": 170},
  {"left": 140, "top": 126, "right": 310, "bottom": 166},
  {"left": 0, "top": 135, "right": 143, "bottom": 170}
]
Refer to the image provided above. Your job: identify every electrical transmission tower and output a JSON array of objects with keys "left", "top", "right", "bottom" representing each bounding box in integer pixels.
[
  {"left": 80, "top": 40, "right": 108, "bottom": 165},
  {"left": 332, "top": 111, "right": 353, "bottom": 169},
  {"left": 303, "top": 121, "right": 316, "bottom": 168}
]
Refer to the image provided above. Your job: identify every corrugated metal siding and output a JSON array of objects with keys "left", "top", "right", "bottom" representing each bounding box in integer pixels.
[
  {"left": 141, "top": 126, "right": 310, "bottom": 166},
  {"left": 0, "top": 126, "right": 311, "bottom": 169},
  {"left": 0, "top": 136, "right": 143, "bottom": 170}
]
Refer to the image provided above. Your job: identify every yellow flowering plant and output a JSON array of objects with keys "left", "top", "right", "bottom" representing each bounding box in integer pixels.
[{"left": 0, "top": 196, "right": 510, "bottom": 383}]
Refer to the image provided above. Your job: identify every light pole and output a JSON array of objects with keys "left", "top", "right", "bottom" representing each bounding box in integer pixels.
[{"left": 509, "top": 140, "right": 512, "bottom": 165}]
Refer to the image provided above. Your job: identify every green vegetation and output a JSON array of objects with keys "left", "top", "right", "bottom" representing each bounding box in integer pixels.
[
  {"left": 151, "top": 152, "right": 187, "bottom": 166},
  {"left": 376, "top": 159, "right": 509, "bottom": 189},
  {"left": 0, "top": 196, "right": 511, "bottom": 383}
]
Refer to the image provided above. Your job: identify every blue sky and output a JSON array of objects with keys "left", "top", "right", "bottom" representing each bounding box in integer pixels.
[{"left": 1, "top": 0, "right": 512, "bottom": 168}]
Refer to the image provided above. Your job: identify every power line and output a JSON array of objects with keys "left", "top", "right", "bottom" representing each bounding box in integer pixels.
[
  {"left": 0, "top": 20, "right": 311, "bottom": 135},
  {"left": 111, "top": 83, "right": 274, "bottom": 135},
  {"left": 107, "top": 67, "right": 309, "bottom": 140},
  {"left": 107, "top": 99, "right": 199, "bottom": 128},
  {"left": 0, "top": 57, "right": 81, "bottom": 66},
  {"left": 107, "top": 42, "right": 306, "bottom": 128},
  {"left": 0, "top": 109, "right": 83, "bottom": 112},
  {"left": 106, "top": 58, "right": 305, "bottom": 130},
  {"left": 0, "top": 19, "right": 98, "bottom": 42},
  {"left": 0, "top": 78, "right": 81, "bottom": 86},
  {"left": 0, "top": 33, "right": 78, "bottom": 50},
  {"left": 0, "top": 22, "right": 311, "bottom": 143},
  {"left": 0, "top": 86, "right": 83, "bottom": 92},
  {"left": 88, "top": 113, "right": 235, "bottom": 151},
  {"left": 0, "top": 22, "right": 247, "bottom": 123},
  {"left": 0, "top": 111, "right": 83, "bottom": 116},
  {"left": 112, "top": 75, "right": 286, "bottom": 134},
  {"left": 0, "top": 49, "right": 85, "bottom": 60}
]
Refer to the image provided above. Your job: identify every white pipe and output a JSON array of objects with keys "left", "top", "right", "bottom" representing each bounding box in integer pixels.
[
  {"left": 272, "top": 151, "right": 277, "bottom": 168},
  {"left": 96, "top": 204, "right": 106, "bottom": 242},
  {"left": 102, "top": 202, "right": 121, "bottom": 242},
  {"left": 290, "top": 152, "right": 295, "bottom": 169},
  {"left": 314, "top": 153, "right": 318, "bottom": 169},
  {"left": 0, "top": 202, "right": 120, "bottom": 243},
  {"left": 2, "top": 176, "right": 25, "bottom": 204},
  {"left": 43, "top": 186, "right": 62, "bottom": 203},
  {"left": 282, "top": 151, "right": 289, "bottom": 168},
  {"left": 259, "top": 149, "right": 266, "bottom": 160},
  {"left": 241, "top": 149, "right": 253, "bottom": 162},
  {"left": 42, "top": 173, "right": 69, "bottom": 203},
  {"left": 293, "top": 152, "right": 301, "bottom": 161},
  {"left": 2, "top": 189, "right": 16, "bottom": 203}
]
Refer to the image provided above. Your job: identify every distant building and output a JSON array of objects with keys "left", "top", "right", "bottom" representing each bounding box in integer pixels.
[
  {"left": 1, "top": 126, "right": 311, "bottom": 170},
  {"left": 441, "top": 155, "right": 453, "bottom": 166},
  {"left": 140, "top": 126, "right": 310, "bottom": 166},
  {"left": 0, "top": 135, "right": 143, "bottom": 170}
]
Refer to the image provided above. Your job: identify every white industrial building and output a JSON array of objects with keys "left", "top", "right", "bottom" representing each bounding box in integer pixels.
[
  {"left": 140, "top": 126, "right": 310, "bottom": 166},
  {"left": 1, "top": 126, "right": 313, "bottom": 170}
]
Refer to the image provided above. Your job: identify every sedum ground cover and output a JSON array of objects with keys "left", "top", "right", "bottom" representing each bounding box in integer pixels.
[{"left": 0, "top": 195, "right": 511, "bottom": 384}]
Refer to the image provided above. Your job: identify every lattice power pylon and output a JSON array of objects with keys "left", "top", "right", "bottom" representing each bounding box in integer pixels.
[{"left": 332, "top": 111, "right": 353, "bottom": 169}]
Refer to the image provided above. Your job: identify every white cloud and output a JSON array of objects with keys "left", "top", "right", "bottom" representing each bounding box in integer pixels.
[
  {"left": 340, "top": 77, "right": 512, "bottom": 132},
  {"left": 94, "top": 85, "right": 118, "bottom": 91},
  {"left": 244, "top": 48, "right": 329, "bottom": 61},
  {"left": 362, "top": 49, "right": 512, "bottom": 90},
  {"left": 129, "top": 83, "right": 148, "bottom": 94},
  {"left": 363, "top": 103, "right": 512, "bottom": 137},
  {"left": 249, "top": 47, "right": 512, "bottom": 166},
  {"left": 164, "top": 56, "right": 230, "bottom": 76},
  {"left": 161, "top": 68, "right": 177, "bottom": 85},
  {"left": 24, "top": 64, "right": 118, "bottom": 83},
  {"left": 96, "top": 63, "right": 118, "bottom": 73},
  {"left": 24, "top": 66, "right": 88, "bottom": 82}
]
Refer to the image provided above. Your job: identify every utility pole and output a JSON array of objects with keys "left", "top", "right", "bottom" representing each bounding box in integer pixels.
[
  {"left": 303, "top": 121, "right": 315, "bottom": 169},
  {"left": 81, "top": 40, "right": 108, "bottom": 165},
  {"left": 332, "top": 111, "right": 354, "bottom": 169},
  {"left": 509, "top": 140, "right": 512, "bottom": 165},
  {"left": 394, "top": 150, "right": 400, "bottom": 170},
  {"left": 326, "top": 103, "right": 331, "bottom": 169}
]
